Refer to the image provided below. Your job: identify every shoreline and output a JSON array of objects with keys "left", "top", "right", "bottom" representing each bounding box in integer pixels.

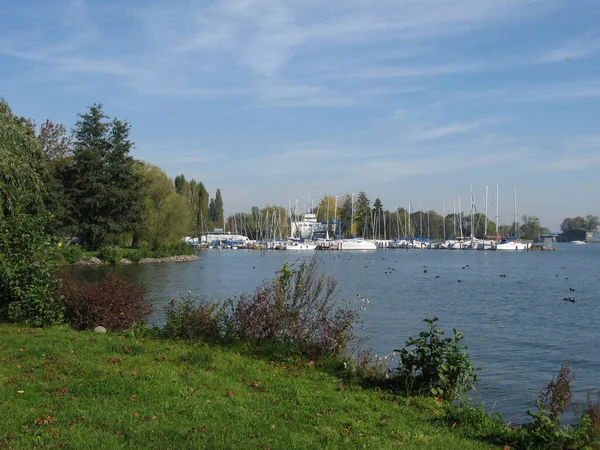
[{"left": 73, "top": 254, "right": 201, "bottom": 266}]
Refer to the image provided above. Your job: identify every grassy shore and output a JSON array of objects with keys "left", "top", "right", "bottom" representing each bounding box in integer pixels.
[{"left": 0, "top": 324, "right": 504, "bottom": 450}]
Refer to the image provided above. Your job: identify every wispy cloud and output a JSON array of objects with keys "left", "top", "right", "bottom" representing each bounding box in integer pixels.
[
  {"left": 414, "top": 119, "right": 500, "bottom": 141},
  {"left": 537, "top": 30, "right": 600, "bottom": 63}
]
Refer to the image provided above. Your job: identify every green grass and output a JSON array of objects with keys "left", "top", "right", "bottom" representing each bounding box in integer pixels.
[{"left": 0, "top": 324, "right": 506, "bottom": 449}]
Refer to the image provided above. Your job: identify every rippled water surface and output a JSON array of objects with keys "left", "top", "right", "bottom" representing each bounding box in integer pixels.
[{"left": 70, "top": 243, "right": 600, "bottom": 422}]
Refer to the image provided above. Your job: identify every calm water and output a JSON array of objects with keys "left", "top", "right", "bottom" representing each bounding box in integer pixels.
[{"left": 70, "top": 243, "right": 600, "bottom": 423}]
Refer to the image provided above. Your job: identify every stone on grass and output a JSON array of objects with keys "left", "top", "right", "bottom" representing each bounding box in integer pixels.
[{"left": 94, "top": 326, "right": 107, "bottom": 333}]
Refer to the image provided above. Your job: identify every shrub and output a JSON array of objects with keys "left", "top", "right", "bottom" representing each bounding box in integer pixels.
[
  {"left": 56, "top": 272, "right": 152, "bottom": 331},
  {"left": 0, "top": 211, "right": 63, "bottom": 326},
  {"left": 228, "top": 256, "right": 360, "bottom": 357},
  {"left": 61, "top": 245, "right": 83, "bottom": 264},
  {"left": 162, "top": 256, "right": 361, "bottom": 357},
  {"left": 391, "top": 317, "right": 479, "bottom": 400},
  {"left": 98, "top": 245, "right": 124, "bottom": 264},
  {"left": 163, "top": 292, "right": 224, "bottom": 341}
]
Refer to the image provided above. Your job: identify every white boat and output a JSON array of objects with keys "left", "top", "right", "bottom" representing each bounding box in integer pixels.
[
  {"left": 570, "top": 240, "right": 586, "bottom": 245},
  {"left": 286, "top": 240, "right": 318, "bottom": 250},
  {"left": 337, "top": 238, "right": 377, "bottom": 250},
  {"left": 494, "top": 239, "right": 531, "bottom": 250}
]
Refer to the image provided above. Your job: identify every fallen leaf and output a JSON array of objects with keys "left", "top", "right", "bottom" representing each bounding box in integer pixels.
[
  {"left": 58, "top": 386, "right": 69, "bottom": 394},
  {"left": 123, "top": 346, "right": 132, "bottom": 354},
  {"left": 251, "top": 381, "right": 260, "bottom": 388},
  {"left": 34, "top": 416, "right": 55, "bottom": 425},
  {"left": 131, "top": 370, "right": 138, "bottom": 376},
  {"left": 129, "top": 394, "right": 138, "bottom": 400},
  {"left": 145, "top": 416, "right": 157, "bottom": 421},
  {"left": 338, "top": 385, "right": 346, "bottom": 391},
  {"left": 307, "top": 361, "right": 315, "bottom": 367},
  {"left": 226, "top": 391, "right": 236, "bottom": 398}
]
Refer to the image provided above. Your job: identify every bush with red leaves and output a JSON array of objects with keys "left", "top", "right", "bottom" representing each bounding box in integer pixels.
[{"left": 55, "top": 272, "right": 152, "bottom": 331}]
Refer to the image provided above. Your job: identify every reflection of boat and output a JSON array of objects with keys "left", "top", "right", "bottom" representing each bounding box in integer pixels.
[
  {"left": 338, "top": 238, "right": 377, "bottom": 250},
  {"left": 570, "top": 240, "right": 586, "bottom": 245}
]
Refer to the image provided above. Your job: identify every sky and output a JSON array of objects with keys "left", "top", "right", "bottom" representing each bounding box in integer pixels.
[{"left": 2, "top": 0, "right": 600, "bottom": 233}]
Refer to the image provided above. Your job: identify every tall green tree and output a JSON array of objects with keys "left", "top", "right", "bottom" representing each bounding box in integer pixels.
[
  {"left": 560, "top": 216, "right": 587, "bottom": 233},
  {"left": 70, "top": 104, "right": 144, "bottom": 249},
  {"left": 214, "top": 189, "right": 224, "bottom": 229},
  {"left": 0, "top": 100, "right": 61, "bottom": 325},
  {"left": 520, "top": 215, "right": 550, "bottom": 240},
  {"left": 354, "top": 191, "right": 371, "bottom": 237},
  {"left": 195, "top": 181, "right": 210, "bottom": 234},
  {"left": 137, "top": 163, "right": 191, "bottom": 250},
  {"left": 338, "top": 194, "right": 353, "bottom": 237},
  {"left": 0, "top": 101, "right": 45, "bottom": 216}
]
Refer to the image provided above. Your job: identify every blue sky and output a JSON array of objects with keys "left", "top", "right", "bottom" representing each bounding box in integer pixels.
[{"left": 2, "top": 0, "right": 600, "bottom": 232}]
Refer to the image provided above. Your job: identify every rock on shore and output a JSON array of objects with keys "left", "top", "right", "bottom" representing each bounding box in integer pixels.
[{"left": 74, "top": 255, "right": 201, "bottom": 265}]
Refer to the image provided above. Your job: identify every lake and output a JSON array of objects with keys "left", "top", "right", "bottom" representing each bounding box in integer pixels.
[{"left": 70, "top": 243, "right": 600, "bottom": 423}]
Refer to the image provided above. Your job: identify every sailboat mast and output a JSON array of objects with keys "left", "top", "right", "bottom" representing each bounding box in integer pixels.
[
  {"left": 442, "top": 200, "right": 446, "bottom": 240},
  {"left": 453, "top": 198, "right": 456, "bottom": 238},
  {"left": 485, "top": 185, "right": 489, "bottom": 237},
  {"left": 513, "top": 184, "right": 517, "bottom": 238},
  {"left": 495, "top": 182, "right": 499, "bottom": 235}
]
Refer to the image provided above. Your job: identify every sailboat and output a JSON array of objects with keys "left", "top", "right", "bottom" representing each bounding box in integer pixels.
[{"left": 494, "top": 185, "right": 531, "bottom": 251}]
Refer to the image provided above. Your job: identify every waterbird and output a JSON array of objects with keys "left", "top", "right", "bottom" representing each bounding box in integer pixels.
[
  {"left": 457, "top": 279, "right": 463, "bottom": 283},
  {"left": 569, "top": 287, "right": 575, "bottom": 292},
  {"left": 423, "top": 269, "right": 428, "bottom": 273}
]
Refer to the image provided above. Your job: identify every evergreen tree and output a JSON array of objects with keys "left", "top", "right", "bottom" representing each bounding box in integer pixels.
[
  {"left": 174, "top": 175, "right": 187, "bottom": 195},
  {"left": 215, "top": 188, "right": 224, "bottom": 229},
  {"left": 339, "top": 194, "right": 353, "bottom": 237},
  {"left": 70, "top": 104, "right": 143, "bottom": 249},
  {"left": 355, "top": 191, "right": 371, "bottom": 237},
  {"left": 195, "top": 182, "right": 210, "bottom": 234},
  {"left": 209, "top": 198, "right": 216, "bottom": 224}
]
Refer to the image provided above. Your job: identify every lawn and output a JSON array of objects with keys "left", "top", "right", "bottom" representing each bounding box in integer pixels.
[{"left": 0, "top": 324, "right": 503, "bottom": 449}]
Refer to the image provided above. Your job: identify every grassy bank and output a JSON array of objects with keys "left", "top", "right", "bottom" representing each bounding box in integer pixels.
[{"left": 0, "top": 324, "right": 500, "bottom": 450}]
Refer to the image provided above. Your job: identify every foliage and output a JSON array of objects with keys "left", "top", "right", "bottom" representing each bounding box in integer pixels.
[
  {"left": 516, "top": 365, "right": 600, "bottom": 449},
  {"left": 70, "top": 104, "right": 144, "bottom": 250},
  {"left": 214, "top": 188, "right": 224, "bottom": 229},
  {"left": 0, "top": 100, "right": 46, "bottom": 216},
  {"left": 163, "top": 256, "right": 360, "bottom": 357},
  {"left": 56, "top": 272, "right": 151, "bottom": 331},
  {"left": 392, "top": 317, "right": 479, "bottom": 401},
  {"left": 163, "top": 292, "right": 225, "bottom": 341},
  {"left": 136, "top": 163, "right": 191, "bottom": 250},
  {"left": 0, "top": 211, "right": 63, "bottom": 326},
  {"left": 520, "top": 215, "right": 550, "bottom": 240},
  {"left": 37, "top": 119, "right": 73, "bottom": 161},
  {"left": 98, "top": 245, "right": 125, "bottom": 264},
  {"left": 560, "top": 215, "right": 599, "bottom": 232},
  {"left": 229, "top": 257, "right": 360, "bottom": 357},
  {"left": 60, "top": 245, "right": 83, "bottom": 264}
]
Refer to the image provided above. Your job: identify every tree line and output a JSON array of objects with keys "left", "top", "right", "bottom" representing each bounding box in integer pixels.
[{"left": 1, "top": 100, "right": 225, "bottom": 251}]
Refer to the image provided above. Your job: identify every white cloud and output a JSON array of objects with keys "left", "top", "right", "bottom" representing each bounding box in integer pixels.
[{"left": 414, "top": 119, "right": 499, "bottom": 141}]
